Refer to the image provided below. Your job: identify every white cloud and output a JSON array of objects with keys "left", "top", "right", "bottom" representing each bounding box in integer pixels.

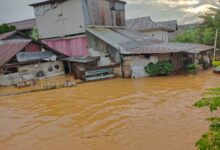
[
  {"left": 124, "top": 0, "right": 154, "bottom": 5},
  {"left": 153, "top": 0, "right": 199, "bottom": 7},
  {"left": 125, "top": 0, "right": 200, "bottom": 7},
  {"left": 183, "top": 4, "right": 218, "bottom": 13}
]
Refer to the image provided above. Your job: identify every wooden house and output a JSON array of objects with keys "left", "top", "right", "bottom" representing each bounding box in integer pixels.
[
  {"left": 30, "top": 0, "right": 126, "bottom": 57},
  {"left": 30, "top": 0, "right": 213, "bottom": 79},
  {"left": 86, "top": 26, "right": 213, "bottom": 78},
  {"left": 83, "top": 2, "right": 213, "bottom": 78},
  {"left": 0, "top": 39, "right": 66, "bottom": 86}
]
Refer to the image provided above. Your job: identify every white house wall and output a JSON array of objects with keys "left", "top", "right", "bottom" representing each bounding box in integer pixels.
[
  {"left": 143, "top": 30, "right": 169, "bottom": 43},
  {"left": 34, "top": 0, "right": 85, "bottom": 39},
  {"left": 131, "top": 56, "right": 158, "bottom": 78}
]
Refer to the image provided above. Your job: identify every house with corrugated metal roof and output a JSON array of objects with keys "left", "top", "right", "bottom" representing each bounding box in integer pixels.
[
  {"left": 30, "top": 0, "right": 214, "bottom": 79},
  {"left": 85, "top": 26, "right": 213, "bottom": 78},
  {"left": 126, "top": 16, "right": 177, "bottom": 42},
  {"left": 0, "top": 39, "right": 67, "bottom": 86},
  {"left": 29, "top": 0, "right": 127, "bottom": 80},
  {"left": 30, "top": 0, "right": 126, "bottom": 58}
]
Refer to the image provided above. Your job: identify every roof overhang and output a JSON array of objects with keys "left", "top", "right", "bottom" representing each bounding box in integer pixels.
[
  {"left": 86, "top": 26, "right": 213, "bottom": 55},
  {"left": 30, "top": 0, "right": 68, "bottom": 7}
]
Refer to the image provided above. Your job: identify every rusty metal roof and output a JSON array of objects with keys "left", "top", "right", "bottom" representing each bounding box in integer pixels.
[
  {"left": 0, "top": 39, "right": 67, "bottom": 67},
  {"left": 0, "top": 40, "right": 32, "bottom": 67},
  {"left": 86, "top": 26, "right": 213, "bottom": 55},
  {"left": 8, "top": 19, "right": 36, "bottom": 31},
  {"left": 126, "top": 16, "right": 174, "bottom": 32}
]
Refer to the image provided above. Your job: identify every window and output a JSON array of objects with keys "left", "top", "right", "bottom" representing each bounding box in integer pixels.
[{"left": 144, "top": 54, "right": 151, "bottom": 59}]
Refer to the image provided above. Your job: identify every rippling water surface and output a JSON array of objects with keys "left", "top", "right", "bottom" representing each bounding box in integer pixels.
[{"left": 0, "top": 71, "right": 220, "bottom": 150}]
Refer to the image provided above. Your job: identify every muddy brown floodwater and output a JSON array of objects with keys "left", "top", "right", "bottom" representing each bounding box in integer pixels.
[{"left": 0, "top": 71, "right": 220, "bottom": 150}]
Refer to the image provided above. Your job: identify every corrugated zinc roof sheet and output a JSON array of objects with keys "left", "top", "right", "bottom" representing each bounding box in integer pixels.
[
  {"left": 0, "top": 31, "right": 28, "bottom": 41},
  {"left": 0, "top": 40, "right": 31, "bottom": 67},
  {"left": 0, "top": 31, "right": 17, "bottom": 40},
  {"left": 126, "top": 16, "right": 173, "bottom": 32},
  {"left": 8, "top": 19, "right": 36, "bottom": 31},
  {"left": 86, "top": 27, "right": 161, "bottom": 51},
  {"left": 157, "top": 20, "right": 178, "bottom": 31},
  {"left": 126, "top": 43, "right": 213, "bottom": 55},
  {"left": 86, "top": 26, "right": 213, "bottom": 55},
  {"left": 42, "top": 36, "right": 88, "bottom": 57}
]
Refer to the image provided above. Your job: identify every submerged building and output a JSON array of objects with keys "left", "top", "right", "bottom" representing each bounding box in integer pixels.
[
  {"left": 0, "top": 39, "right": 66, "bottom": 86},
  {"left": 30, "top": 0, "right": 213, "bottom": 79}
]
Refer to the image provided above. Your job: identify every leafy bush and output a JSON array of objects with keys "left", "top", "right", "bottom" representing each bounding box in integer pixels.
[
  {"left": 194, "top": 87, "right": 220, "bottom": 149},
  {"left": 212, "top": 61, "right": 220, "bottom": 67},
  {"left": 30, "top": 26, "right": 39, "bottom": 40},
  {"left": 0, "top": 24, "right": 16, "bottom": 34},
  {"left": 174, "top": 28, "right": 196, "bottom": 43},
  {"left": 144, "top": 60, "right": 174, "bottom": 76},
  {"left": 187, "top": 64, "right": 198, "bottom": 74}
]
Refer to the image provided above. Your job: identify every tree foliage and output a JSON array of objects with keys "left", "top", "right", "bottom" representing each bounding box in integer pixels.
[
  {"left": 174, "top": 8, "right": 220, "bottom": 46},
  {"left": 194, "top": 87, "right": 220, "bottom": 149},
  {"left": 144, "top": 60, "right": 174, "bottom": 76},
  {"left": 0, "top": 24, "right": 16, "bottom": 34},
  {"left": 30, "top": 26, "right": 39, "bottom": 40}
]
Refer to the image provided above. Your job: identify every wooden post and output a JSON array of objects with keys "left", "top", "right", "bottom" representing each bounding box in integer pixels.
[
  {"left": 120, "top": 53, "right": 125, "bottom": 78},
  {"left": 67, "top": 61, "right": 72, "bottom": 74},
  {"left": 213, "top": 29, "right": 218, "bottom": 61},
  {"left": 193, "top": 53, "right": 196, "bottom": 64}
]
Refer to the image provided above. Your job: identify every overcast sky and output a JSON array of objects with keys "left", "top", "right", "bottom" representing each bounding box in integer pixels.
[{"left": 0, "top": 0, "right": 219, "bottom": 24}]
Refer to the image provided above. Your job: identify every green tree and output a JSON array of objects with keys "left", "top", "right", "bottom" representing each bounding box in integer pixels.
[
  {"left": 174, "top": 8, "right": 220, "bottom": 46},
  {"left": 0, "top": 24, "right": 16, "bottom": 34},
  {"left": 194, "top": 87, "right": 220, "bottom": 149},
  {"left": 202, "top": 28, "right": 215, "bottom": 45},
  {"left": 30, "top": 26, "right": 39, "bottom": 40}
]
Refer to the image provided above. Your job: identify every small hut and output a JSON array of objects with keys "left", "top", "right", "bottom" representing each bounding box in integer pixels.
[{"left": 0, "top": 39, "right": 66, "bottom": 86}]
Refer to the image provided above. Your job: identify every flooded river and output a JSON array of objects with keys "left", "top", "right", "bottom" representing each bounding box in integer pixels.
[{"left": 0, "top": 71, "right": 220, "bottom": 150}]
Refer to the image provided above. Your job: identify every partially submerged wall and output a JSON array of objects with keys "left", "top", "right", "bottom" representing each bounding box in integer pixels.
[
  {"left": 121, "top": 53, "right": 175, "bottom": 78},
  {"left": 121, "top": 55, "right": 158, "bottom": 78},
  {"left": 0, "top": 61, "right": 65, "bottom": 86}
]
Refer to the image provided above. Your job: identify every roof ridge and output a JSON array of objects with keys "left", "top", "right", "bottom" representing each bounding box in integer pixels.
[{"left": 7, "top": 18, "right": 36, "bottom": 25}]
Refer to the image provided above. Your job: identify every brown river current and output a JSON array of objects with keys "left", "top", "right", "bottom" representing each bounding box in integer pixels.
[{"left": 0, "top": 71, "right": 220, "bottom": 150}]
